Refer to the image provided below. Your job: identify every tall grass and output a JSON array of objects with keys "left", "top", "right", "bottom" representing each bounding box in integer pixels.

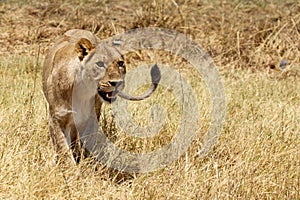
[
  {"left": 0, "top": 0, "right": 299, "bottom": 199},
  {"left": 0, "top": 54, "right": 299, "bottom": 199}
]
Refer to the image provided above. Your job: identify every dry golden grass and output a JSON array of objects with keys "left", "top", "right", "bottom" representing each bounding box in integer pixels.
[{"left": 0, "top": 0, "right": 299, "bottom": 199}]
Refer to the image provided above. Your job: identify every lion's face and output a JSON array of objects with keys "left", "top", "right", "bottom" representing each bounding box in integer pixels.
[
  {"left": 96, "top": 57, "right": 126, "bottom": 103},
  {"left": 75, "top": 38, "right": 126, "bottom": 103}
]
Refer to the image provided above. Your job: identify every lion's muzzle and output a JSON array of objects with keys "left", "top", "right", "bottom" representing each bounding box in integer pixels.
[{"left": 97, "top": 80, "right": 124, "bottom": 103}]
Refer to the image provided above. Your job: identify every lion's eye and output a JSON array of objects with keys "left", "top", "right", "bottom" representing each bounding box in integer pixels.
[
  {"left": 96, "top": 61, "right": 105, "bottom": 68},
  {"left": 117, "top": 61, "right": 125, "bottom": 68}
]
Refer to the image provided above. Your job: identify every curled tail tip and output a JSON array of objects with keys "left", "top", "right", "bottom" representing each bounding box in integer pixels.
[{"left": 151, "top": 64, "right": 161, "bottom": 84}]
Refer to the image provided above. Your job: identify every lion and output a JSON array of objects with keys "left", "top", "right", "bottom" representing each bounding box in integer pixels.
[{"left": 42, "top": 29, "right": 160, "bottom": 166}]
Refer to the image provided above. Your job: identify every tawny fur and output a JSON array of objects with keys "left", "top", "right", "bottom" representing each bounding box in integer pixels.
[{"left": 42, "top": 29, "right": 126, "bottom": 165}]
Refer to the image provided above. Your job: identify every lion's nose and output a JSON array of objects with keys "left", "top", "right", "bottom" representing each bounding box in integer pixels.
[{"left": 109, "top": 80, "right": 123, "bottom": 87}]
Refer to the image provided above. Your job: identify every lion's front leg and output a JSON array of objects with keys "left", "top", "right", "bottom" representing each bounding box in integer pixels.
[
  {"left": 95, "top": 94, "right": 102, "bottom": 121},
  {"left": 48, "top": 115, "right": 76, "bottom": 167},
  {"left": 69, "top": 125, "right": 85, "bottom": 163}
]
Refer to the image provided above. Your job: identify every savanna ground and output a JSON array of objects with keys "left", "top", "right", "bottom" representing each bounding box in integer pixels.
[{"left": 0, "top": 0, "right": 299, "bottom": 199}]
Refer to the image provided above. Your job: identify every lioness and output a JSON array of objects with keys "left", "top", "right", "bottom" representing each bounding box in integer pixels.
[{"left": 42, "top": 29, "right": 160, "bottom": 165}]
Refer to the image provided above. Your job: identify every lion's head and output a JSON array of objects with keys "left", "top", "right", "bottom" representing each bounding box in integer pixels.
[{"left": 74, "top": 38, "right": 127, "bottom": 103}]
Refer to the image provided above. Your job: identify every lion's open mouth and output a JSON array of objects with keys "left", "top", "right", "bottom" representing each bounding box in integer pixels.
[{"left": 97, "top": 88, "right": 118, "bottom": 103}]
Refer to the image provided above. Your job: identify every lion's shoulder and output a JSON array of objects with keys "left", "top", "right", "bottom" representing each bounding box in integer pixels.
[{"left": 42, "top": 30, "right": 99, "bottom": 103}]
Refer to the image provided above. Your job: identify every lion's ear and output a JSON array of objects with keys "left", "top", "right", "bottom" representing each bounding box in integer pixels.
[{"left": 75, "top": 38, "right": 95, "bottom": 61}]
